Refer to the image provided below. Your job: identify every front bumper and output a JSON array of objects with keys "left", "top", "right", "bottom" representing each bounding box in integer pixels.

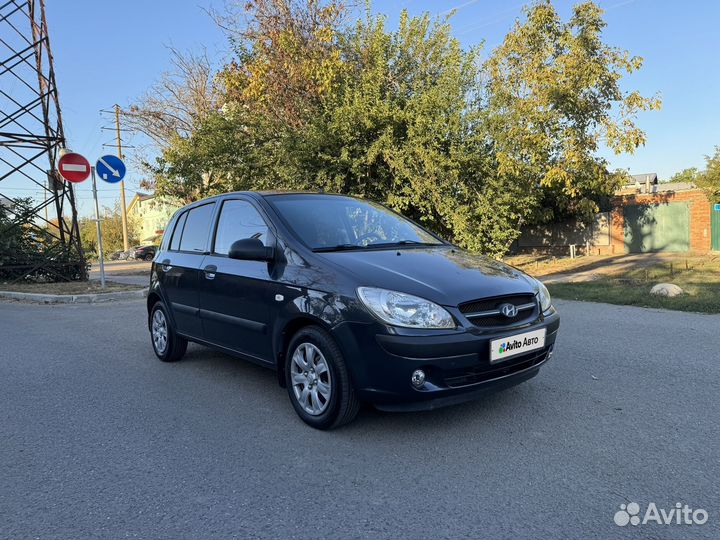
[{"left": 332, "top": 310, "right": 560, "bottom": 412}]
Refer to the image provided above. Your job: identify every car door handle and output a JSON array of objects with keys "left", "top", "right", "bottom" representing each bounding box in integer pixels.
[
  {"left": 203, "top": 264, "right": 217, "bottom": 280},
  {"left": 160, "top": 259, "right": 172, "bottom": 272}
]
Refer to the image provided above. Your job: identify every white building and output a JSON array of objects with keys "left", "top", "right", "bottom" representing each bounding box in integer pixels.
[{"left": 127, "top": 193, "right": 182, "bottom": 244}]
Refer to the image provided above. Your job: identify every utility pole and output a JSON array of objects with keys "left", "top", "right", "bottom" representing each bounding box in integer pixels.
[{"left": 115, "top": 104, "right": 129, "bottom": 251}]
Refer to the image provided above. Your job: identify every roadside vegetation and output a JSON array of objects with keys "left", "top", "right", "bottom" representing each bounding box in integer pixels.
[
  {"left": 508, "top": 253, "right": 720, "bottom": 313},
  {"left": 0, "top": 280, "right": 142, "bottom": 295},
  {"left": 548, "top": 279, "right": 720, "bottom": 314},
  {"left": 125, "top": 0, "right": 659, "bottom": 257},
  {"left": 77, "top": 202, "right": 141, "bottom": 257}
]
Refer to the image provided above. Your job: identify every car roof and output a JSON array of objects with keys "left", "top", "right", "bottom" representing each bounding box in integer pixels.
[
  {"left": 253, "top": 190, "right": 356, "bottom": 198},
  {"left": 173, "top": 191, "right": 361, "bottom": 214},
  {"left": 190, "top": 190, "right": 356, "bottom": 203}
]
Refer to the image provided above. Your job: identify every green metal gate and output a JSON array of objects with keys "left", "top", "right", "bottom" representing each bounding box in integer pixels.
[
  {"left": 623, "top": 202, "right": 690, "bottom": 253},
  {"left": 712, "top": 204, "right": 720, "bottom": 251}
]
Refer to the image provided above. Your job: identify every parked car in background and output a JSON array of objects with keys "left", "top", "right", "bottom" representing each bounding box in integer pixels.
[
  {"left": 147, "top": 192, "right": 560, "bottom": 429},
  {"left": 134, "top": 245, "right": 157, "bottom": 261}
]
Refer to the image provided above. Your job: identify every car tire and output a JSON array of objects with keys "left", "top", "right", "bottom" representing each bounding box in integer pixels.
[
  {"left": 150, "top": 301, "right": 187, "bottom": 362},
  {"left": 285, "top": 326, "right": 360, "bottom": 430},
  {"left": 144, "top": 253, "right": 154, "bottom": 261}
]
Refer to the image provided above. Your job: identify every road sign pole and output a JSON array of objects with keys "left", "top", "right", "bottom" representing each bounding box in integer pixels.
[
  {"left": 91, "top": 166, "right": 106, "bottom": 289},
  {"left": 115, "top": 105, "right": 129, "bottom": 252}
]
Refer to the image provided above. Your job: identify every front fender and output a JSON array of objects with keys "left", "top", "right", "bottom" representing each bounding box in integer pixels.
[{"left": 271, "top": 288, "right": 372, "bottom": 385}]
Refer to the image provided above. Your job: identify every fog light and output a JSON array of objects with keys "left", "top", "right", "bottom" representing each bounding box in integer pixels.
[
  {"left": 411, "top": 369, "right": 426, "bottom": 388},
  {"left": 547, "top": 345, "right": 554, "bottom": 359}
]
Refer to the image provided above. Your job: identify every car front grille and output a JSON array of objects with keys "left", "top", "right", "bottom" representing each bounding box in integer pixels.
[
  {"left": 458, "top": 293, "right": 537, "bottom": 327},
  {"left": 443, "top": 347, "right": 550, "bottom": 388}
]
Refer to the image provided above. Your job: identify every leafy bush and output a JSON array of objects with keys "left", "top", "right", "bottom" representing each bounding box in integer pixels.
[{"left": 0, "top": 198, "right": 87, "bottom": 283}]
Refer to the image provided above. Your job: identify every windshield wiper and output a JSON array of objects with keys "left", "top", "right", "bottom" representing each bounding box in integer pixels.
[
  {"left": 312, "top": 244, "right": 367, "bottom": 253},
  {"left": 365, "top": 240, "right": 440, "bottom": 248},
  {"left": 313, "top": 240, "right": 441, "bottom": 252}
]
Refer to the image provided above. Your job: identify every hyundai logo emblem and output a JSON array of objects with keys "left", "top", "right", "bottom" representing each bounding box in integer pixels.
[{"left": 498, "top": 303, "right": 518, "bottom": 318}]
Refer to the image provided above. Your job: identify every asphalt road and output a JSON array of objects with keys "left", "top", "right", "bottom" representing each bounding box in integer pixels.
[{"left": 1, "top": 299, "right": 718, "bottom": 539}]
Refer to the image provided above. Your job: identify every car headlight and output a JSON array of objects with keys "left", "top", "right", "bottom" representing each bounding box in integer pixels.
[
  {"left": 535, "top": 280, "right": 552, "bottom": 312},
  {"left": 356, "top": 287, "right": 455, "bottom": 329}
]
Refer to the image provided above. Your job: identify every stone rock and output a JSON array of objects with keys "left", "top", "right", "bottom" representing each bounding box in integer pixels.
[{"left": 650, "top": 283, "right": 684, "bottom": 298}]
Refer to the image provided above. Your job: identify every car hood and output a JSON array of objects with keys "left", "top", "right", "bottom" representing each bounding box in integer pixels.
[{"left": 318, "top": 246, "right": 537, "bottom": 307}]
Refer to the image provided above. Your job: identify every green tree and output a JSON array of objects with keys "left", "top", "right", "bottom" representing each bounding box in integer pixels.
[
  {"left": 484, "top": 1, "right": 660, "bottom": 228},
  {"left": 300, "top": 11, "right": 493, "bottom": 247},
  {"left": 79, "top": 203, "right": 140, "bottom": 256},
  {"left": 668, "top": 167, "right": 700, "bottom": 184},
  {"left": 0, "top": 198, "right": 38, "bottom": 271},
  {"left": 135, "top": 0, "right": 658, "bottom": 256},
  {"left": 697, "top": 147, "right": 720, "bottom": 203}
]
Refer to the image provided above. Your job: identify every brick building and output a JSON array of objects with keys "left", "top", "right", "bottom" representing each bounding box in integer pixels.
[
  {"left": 606, "top": 182, "right": 715, "bottom": 254},
  {"left": 514, "top": 176, "right": 719, "bottom": 255}
]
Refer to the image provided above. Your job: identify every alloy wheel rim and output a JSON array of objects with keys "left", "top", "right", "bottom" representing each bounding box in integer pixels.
[
  {"left": 152, "top": 309, "right": 168, "bottom": 354},
  {"left": 291, "top": 343, "right": 332, "bottom": 416}
]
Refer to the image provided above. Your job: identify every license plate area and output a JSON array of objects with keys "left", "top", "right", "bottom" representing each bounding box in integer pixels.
[{"left": 490, "top": 328, "right": 546, "bottom": 363}]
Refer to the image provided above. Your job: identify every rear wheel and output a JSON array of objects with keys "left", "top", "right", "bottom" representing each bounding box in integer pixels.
[
  {"left": 144, "top": 253, "right": 154, "bottom": 261},
  {"left": 150, "top": 301, "right": 187, "bottom": 362},
  {"left": 285, "top": 326, "right": 360, "bottom": 429}
]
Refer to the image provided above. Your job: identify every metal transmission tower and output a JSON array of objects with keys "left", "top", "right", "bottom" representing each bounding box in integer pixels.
[{"left": 0, "top": 0, "right": 85, "bottom": 282}]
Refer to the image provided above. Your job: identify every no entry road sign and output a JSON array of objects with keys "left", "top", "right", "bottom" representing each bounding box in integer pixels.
[
  {"left": 57, "top": 152, "right": 90, "bottom": 183},
  {"left": 96, "top": 154, "right": 126, "bottom": 183}
]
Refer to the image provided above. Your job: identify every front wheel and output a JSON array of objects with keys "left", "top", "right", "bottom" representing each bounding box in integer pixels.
[
  {"left": 285, "top": 326, "right": 360, "bottom": 430},
  {"left": 150, "top": 301, "right": 187, "bottom": 362}
]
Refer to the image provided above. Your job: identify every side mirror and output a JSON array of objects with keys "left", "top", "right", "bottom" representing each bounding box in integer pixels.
[{"left": 228, "top": 238, "right": 275, "bottom": 261}]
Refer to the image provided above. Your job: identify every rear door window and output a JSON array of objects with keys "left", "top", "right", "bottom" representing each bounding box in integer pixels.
[{"left": 178, "top": 203, "right": 215, "bottom": 253}]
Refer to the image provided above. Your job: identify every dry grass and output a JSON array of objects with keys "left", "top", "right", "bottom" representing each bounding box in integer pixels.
[
  {"left": 506, "top": 253, "right": 720, "bottom": 313},
  {"left": 0, "top": 280, "right": 143, "bottom": 294}
]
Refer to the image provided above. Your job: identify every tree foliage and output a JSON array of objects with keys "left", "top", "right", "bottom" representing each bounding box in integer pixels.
[
  {"left": 669, "top": 150, "right": 720, "bottom": 203},
  {"left": 668, "top": 167, "right": 700, "bottom": 184},
  {"left": 0, "top": 198, "right": 87, "bottom": 282},
  {"left": 697, "top": 147, "right": 720, "bottom": 203},
  {"left": 0, "top": 198, "right": 39, "bottom": 271},
  {"left": 124, "top": 49, "right": 219, "bottom": 147},
  {"left": 131, "top": 0, "right": 658, "bottom": 256},
  {"left": 484, "top": 1, "right": 660, "bottom": 225},
  {"left": 79, "top": 203, "right": 140, "bottom": 256}
]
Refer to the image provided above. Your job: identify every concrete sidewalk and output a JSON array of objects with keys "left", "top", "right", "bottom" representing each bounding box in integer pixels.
[{"left": 89, "top": 260, "right": 150, "bottom": 287}]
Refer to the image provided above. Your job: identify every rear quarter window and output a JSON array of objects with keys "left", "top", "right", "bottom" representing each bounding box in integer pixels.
[{"left": 169, "top": 211, "right": 188, "bottom": 251}]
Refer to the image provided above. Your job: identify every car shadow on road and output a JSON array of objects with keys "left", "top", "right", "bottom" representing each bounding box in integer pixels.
[
  {"left": 350, "top": 386, "right": 535, "bottom": 432},
  {"left": 168, "top": 343, "right": 543, "bottom": 435}
]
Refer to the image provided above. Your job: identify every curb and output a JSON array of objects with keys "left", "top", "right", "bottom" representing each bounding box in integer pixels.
[{"left": 0, "top": 288, "right": 148, "bottom": 304}]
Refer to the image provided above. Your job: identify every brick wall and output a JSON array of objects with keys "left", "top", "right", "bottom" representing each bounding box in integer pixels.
[{"left": 599, "top": 189, "right": 712, "bottom": 254}]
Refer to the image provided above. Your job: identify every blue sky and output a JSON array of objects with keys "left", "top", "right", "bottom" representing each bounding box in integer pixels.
[{"left": 29, "top": 0, "right": 720, "bottom": 216}]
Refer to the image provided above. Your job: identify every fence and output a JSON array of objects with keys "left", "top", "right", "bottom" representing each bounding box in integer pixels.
[{"left": 512, "top": 212, "right": 611, "bottom": 256}]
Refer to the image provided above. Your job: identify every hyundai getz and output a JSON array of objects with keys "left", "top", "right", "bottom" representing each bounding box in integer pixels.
[{"left": 147, "top": 192, "right": 560, "bottom": 429}]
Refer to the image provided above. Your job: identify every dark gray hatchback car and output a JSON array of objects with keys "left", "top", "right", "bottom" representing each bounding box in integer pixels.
[{"left": 147, "top": 192, "right": 559, "bottom": 429}]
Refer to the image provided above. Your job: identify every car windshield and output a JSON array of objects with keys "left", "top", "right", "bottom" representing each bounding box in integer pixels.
[{"left": 267, "top": 194, "right": 444, "bottom": 251}]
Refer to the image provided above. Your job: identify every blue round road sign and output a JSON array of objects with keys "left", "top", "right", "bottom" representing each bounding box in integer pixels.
[{"left": 96, "top": 155, "right": 126, "bottom": 183}]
